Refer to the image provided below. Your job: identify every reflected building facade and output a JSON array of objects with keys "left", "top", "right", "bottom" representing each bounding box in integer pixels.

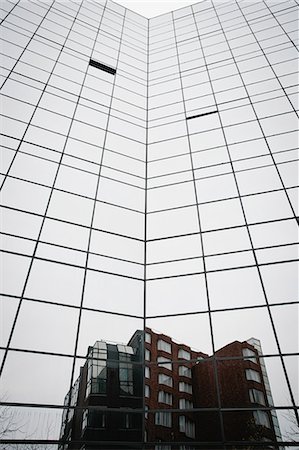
[
  {"left": 0, "top": 0, "right": 298, "bottom": 448},
  {"left": 60, "top": 330, "right": 281, "bottom": 448}
]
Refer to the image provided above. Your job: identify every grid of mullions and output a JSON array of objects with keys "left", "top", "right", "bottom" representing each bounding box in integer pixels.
[{"left": 0, "top": 0, "right": 298, "bottom": 448}]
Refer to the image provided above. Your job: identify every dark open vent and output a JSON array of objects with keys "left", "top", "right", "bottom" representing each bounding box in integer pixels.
[
  {"left": 186, "top": 110, "right": 218, "bottom": 120},
  {"left": 89, "top": 59, "right": 116, "bottom": 75}
]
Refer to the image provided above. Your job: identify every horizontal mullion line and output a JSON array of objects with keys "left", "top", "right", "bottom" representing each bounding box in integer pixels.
[
  {"left": 0, "top": 249, "right": 144, "bottom": 281},
  {"left": 186, "top": 110, "right": 218, "bottom": 120},
  {"left": 147, "top": 216, "right": 297, "bottom": 242},
  {"left": 0, "top": 292, "right": 144, "bottom": 319},
  {"left": 147, "top": 148, "right": 298, "bottom": 179},
  {"left": 0, "top": 42, "right": 148, "bottom": 93},
  {"left": 1, "top": 131, "right": 145, "bottom": 164},
  {"left": 146, "top": 258, "right": 299, "bottom": 281},
  {"left": 147, "top": 126, "right": 298, "bottom": 148},
  {"left": 149, "top": 7, "right": 297, "bottom": 49},
  {"left": 148, "top": 41, "right": 297, "bottom": 85},
  {"left": 149, "top": 28, "right": 294, "bottom": 74},
  {"left": 1, "top": 439, "right": 298, "bottom": 448},
  {"left": 146, "top": 300, "right": 299, "bottom": 319},
  {"left": 148, "top": 24, "right": 296, "bottom": 68},
  {"left": 0, "top": 57, "right": 148, "bottom": 109},
  {"left": 148, "top": 138, "right": 298, "bottom": 165},
  {"left": 0, "top": 111, "right": 146, "bottom": 145},
  {"left": 147, "top": 241, "right": 298, "bottom": 266},
  {"left": 147, "top": 186, "right": 299, "bottom": 214},
  {"left": 147, "top": 165, "right": 298, "bottom": 191},
  {"left": 0, "top": 346, "right": 297, "bottom": 367},
  {"left": 148, "top": 65, "right": 298, "bottom": 114},
  {"left": 0, "top": 204, "right": 144, "bottom": 242},
  {"left": 2, "top": 172, "right": 146, "bottom": 205},
  {"left": 0, "top": 231, "right": 144, "bottom": 266}
]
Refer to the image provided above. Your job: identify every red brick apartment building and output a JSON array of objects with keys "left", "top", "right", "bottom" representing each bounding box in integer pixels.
[
  {"left": 142, "top": 328, "right": 279, "bottom": 446},
  {"left": 60, "top": 328, "right": 280, "bottom": 448}
]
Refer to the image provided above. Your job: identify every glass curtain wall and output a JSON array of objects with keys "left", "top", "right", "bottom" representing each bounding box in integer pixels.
[{"left": 0, "top": 0, "right": 298, "bottom": 448}]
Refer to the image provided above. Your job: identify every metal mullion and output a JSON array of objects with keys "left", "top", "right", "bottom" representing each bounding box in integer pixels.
[
  {"left": 146, "top": 256, "right": 299, "bottom": 281},
  {"left": 146, "top": 184, "right": 299, "bottom": 214},
  {"left": 1, "top": 291, "right": 298, "bottom": 321},
  {"left": 0, "top": 0, "right": 21, "bottom": 25},
  {"left": 0, "top": 0, "right": 101, "bottom": 380},
  {"left": 147, "top": 150, "right": 298, "bottom": 182},
  {"left": 147, "top": 241, "right": 298, "bottom": 267},
  {"left": 147, "top": 216, "right": 296, "bottom": 243},
  {"left": 147, "top": 142, "right": 294, "bottom": 165},
  {"left": 141, "top": 14, "right": 150, "bottom": 449},
  {"left": 0, "top": 248, "right": 144, "bottom": 282},
  {"left": 64, "top": 9, "right": 131, "bottom": 446},
  {"left": 147, "top": 122, "right": 298, "bottom": 147},
  {"left": 171, "top": 10, "right": 226, "bottom": 444},
  {"left": 143, "top": 300, "right": 299, "bottom": 320},
  {"left": 0, "top": 230, "right": 144, "bottom": 267},
  {"left": 148, "top": 127, "right": 297, "bottom": 164},
  {"left": 0, "top": 292, "right": 144, "bottom": 320},
  {"left": 148, "top": 63, "right": 297, "bottom": 112},
  {"left": 104, "top": 147, "right": 145, "bottom": 163},
  {"left": 148, "top": 108, "right": 296, "bottom": 132},
  {"left": 232, "top": 5, "right": 299, "bottom": 224},
  {"left": 1, "top": 173, "right": 146, "bottom": 208},
  {"left": 1, "top": 145, "right": 145, "bottom": 183},
  {"left": 0, "top": 203, "right": 145, "bottom": 244},
  {"left": 211, "top": 0, "right": 299, "bottom": 429},
  {"left": 148, "top": 38, "right": 296, "bottom": 89}
]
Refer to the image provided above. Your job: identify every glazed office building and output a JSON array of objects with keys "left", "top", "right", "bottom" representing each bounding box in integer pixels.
[{"left": 0, "top": 0, "right": 298, "bottom": 448}]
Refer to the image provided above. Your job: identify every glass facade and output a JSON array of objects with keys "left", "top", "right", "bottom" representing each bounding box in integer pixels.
[{"left": 0, "top": 0, "right": 298, "bottom": 448}]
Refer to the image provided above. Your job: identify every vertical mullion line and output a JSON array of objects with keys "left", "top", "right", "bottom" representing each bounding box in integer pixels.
[
  {"left": 0, "top": 0, "right": 87, "bottom": 379},
  {"left": 233, "top": 0, "right": 299, "bottom": 427},
  {"left": 211, "top": 0, "right": 299, "bottom": 430},
  {"left": 0, "top": 0, "right": 56, "bottom": 190},
  {"left": 171, "top": 11, "right": 226, "bottom": 448},
  {"left": 262, "top": 0, "right": 299, "bottom": 49},
  {"left": 235, "top": 0, "right": 299, "bottom": 225},
  {"left": 0, "top": 0, "right": 21, "bottom": 25},
  {"left": 65, "top": 4, "right": 128, "bottom": 447},
  {"left": 142, "top": 14, "right": 150, "bottom": 450}
]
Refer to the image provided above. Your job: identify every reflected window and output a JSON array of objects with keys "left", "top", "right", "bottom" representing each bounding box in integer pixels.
[
  {"left": 246, "top": 369, "right": 261, "bottom": 383},
  {"left": 86, "top": 342, "right": 108, "bottom": 396},
  {"left": 157, "top": 339, "right": 172, "bottom": 353},
  {"left": 249, "top": 389, "right": 265, "bottom": 405},
  {"left": 145, "top": 366, "right": 150, "bottom": 378},
  {"left": 83, "top": 410, "right": 106, "bottom": 429},
  {"left": 178, "top": 349, "right": 191, "bottom": 360},
  {"left": 145, "top": 332, "right": 152, "bottom": 343},
  {"left": 157, "top": 356, "right": 172, "bottom": 370},
  {"left": 179, "top": 398, "right": 193, "bottom": 409},
  {"left": 253, "top": 410, "right": 271, "bottom": 428},
  {"left": 158, "top": 373, "right": 173, "bottom": 387},
  {"left": 179, "top": 382, "right": 192, "bottom": 394},
  {"left": 179, "top": 366, "right": 191, "bottom": 378},
  {"left": 119, "top": 361, "right": 133, "bottom": 395},
  {"left": 155, "top": 411, "right": 172, "bottom": 427},
  {"left": 145, "top": 349, "right": 151, "bottom": 361},
  {"left": 243, "top": 347, "right": 257, "bottom": 363},
  {"left": 158, "top": 390, "right": 172, "bottom": 405},
  {"left": 145, "top": 385, "right": 150, "bottom": 397},
  {"left": 179, "top": 416, "right": 195, "bottom": 438}
]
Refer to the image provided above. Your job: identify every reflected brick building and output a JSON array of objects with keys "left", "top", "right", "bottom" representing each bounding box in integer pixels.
[
  {"left": 60, "top": 339, "right": 143, "bottom": 449},
  {"left": 60, "top": 329, "right": 280, "bottom": 448}
]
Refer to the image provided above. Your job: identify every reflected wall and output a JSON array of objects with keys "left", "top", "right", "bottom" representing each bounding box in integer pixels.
[{"left": 0, "top": 0, "right": 298, "bottom": 448}]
